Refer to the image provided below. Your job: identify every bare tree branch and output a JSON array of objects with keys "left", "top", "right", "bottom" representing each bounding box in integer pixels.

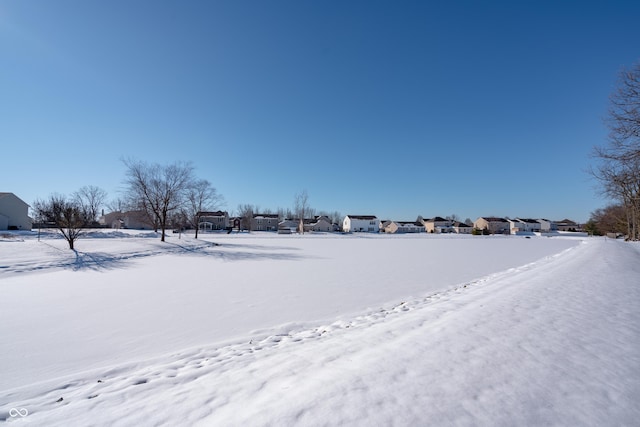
[
  {"left": 122, "top": 158, "right": 195, "bottom": 241},
  {"left": 591, "top": 61, "right": 640, "bottom": 240}
]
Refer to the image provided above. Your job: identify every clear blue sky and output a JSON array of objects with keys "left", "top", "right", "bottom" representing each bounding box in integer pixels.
[{"left": 1, "top": 0, "right": 638, "bottom": 223}]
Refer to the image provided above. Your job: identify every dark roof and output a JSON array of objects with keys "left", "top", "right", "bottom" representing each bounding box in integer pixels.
[
  {"left": 425, "top": 216, "right": 449, "bottom": 222},
  {"left": 517, "top": 218, "right": 540, "bottom": 224},
  {"left": 253, "top": 213, "right": 279, "bottom": 219},
  {"left": 197, "top": 210, "right": 228, "bottom": 216},
  {"left": 480, "top": 217, "right": 508, "bottom": 222},
  {"left": 347, "top": 215, "right": 377, "bottom": 220},
  {"left": 556, "top": 219, "right": 577, "bottom": 225},
  {"left": 453, "top": 221, "right": 472, "bottom": 227}
]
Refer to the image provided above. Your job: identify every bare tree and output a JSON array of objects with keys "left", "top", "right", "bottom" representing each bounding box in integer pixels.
[
  {"left": 588, "top": 204, "right": 628, "bottom": 236},
  {"left": 123, "top": 159, "right": 195, "bottom": 242},
  {"left": 591, "top": 61, "right": 640, "bottom": 240},
  {"left": 73, "top": 185, "right": 108, "bottom": 225},
  {"left": 294, "top": 190, "right": 310, "bottom": 234},
  {"left": 446, "top": 214, "right": 460, "bottom": 223},
  {"left": 236, "top": 204, "right": 255, "bottom": 231},
  {"left": 106, "top": 197, "right": 129, "bottom": 213},
  {"left": 277, "top": 207, "right": 294, "bottom": 221},
  {"left": 33, "top": 194, "right": 87, "bottom": 250},
  {"left": 185, "top": 179, "right": 224, "bottom": 238}
]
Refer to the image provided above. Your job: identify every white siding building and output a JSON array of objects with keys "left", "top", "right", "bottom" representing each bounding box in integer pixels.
[
  {"left": 343, "top": 215, "right": 379, "bottom": 233},
  {"left": 0, "top": 192, "right": 32, "bottom": 230},
  {"left": 537, "top": 219, "right": 557, "bottom": 233}
]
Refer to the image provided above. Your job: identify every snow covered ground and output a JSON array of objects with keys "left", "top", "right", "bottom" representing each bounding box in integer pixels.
[{"left": 1, "top": 231, "right": 638, "bottom": 426}]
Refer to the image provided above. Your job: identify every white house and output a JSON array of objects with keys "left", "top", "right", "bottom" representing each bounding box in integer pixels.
[
  {"left": 343, "top": 215, "right": 379, "bottom": 233},
  {"left": 518, "top": 218, "right": 542, "bottom": 233},
  {"left": 0, "top": 192, "right": 32, "bottom": 230},
  {"left": 507, "top": 218, "right": 527, "bottom": 234},
  {"left": 537, "top": 219, "right": 557, "bottom": 233},
  {"left": 508, "top": 218, "right": 541, "bottom": 234}
]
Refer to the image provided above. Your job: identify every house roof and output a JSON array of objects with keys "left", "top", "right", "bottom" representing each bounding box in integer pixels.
[
  {"left": 479, "top": 217, "right": 508, "bottom": 222},
  {"left": 517, "top": 218, "right": 540, "bottom": 224},
  {"left": 556, "top": 219, "right": 577, "bottom": 225},
  {"left": 346, "top": 215, "right": 377, "bottom": 220},
  {"left": 253, "top": 213, "right": 279, "bottom": 219},
  {"left": 197, "top": 210, "right": 228, "bottom": 216},
  {"left": 453, "top": 221, "right": 472, "bottom": 227},
  {"left": 424, "top": 216, "right": 449, "bottom": 223}
]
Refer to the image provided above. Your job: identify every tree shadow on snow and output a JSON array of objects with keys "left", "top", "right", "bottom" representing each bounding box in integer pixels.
[
  {"left": 168, "top": 241, "right": 307, "bottom": 262},
  {"left": 69, "top": 242, "right": 307, "bottom": 271},
  {"left": 72, "top": 250, "right": 136, "bottom": 272}
]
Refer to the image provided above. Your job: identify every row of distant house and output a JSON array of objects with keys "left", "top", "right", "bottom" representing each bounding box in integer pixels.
[
  {"left": 344, "top": 215, "right": 581, "bottom": 234},
  {"left": 0, "top": 192, "right": 582, "bottom": 235},
  {"left": 192, "top": 212, "right": 582, "bottom": 235}
]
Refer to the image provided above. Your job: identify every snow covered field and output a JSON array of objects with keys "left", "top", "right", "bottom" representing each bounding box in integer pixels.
[{"left": 1, "top": 231, "right": 638, "bottom": 426}]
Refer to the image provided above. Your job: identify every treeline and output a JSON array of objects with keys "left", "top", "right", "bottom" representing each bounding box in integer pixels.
[
  {"left": 33, "top": 160, "right": 340, "bottom": 249},
  {"left": 591, "top": 61, "right": 640, "bottom": 240},
  {"left": 33, "top": 159, "right": 223, "bottom": 249}
]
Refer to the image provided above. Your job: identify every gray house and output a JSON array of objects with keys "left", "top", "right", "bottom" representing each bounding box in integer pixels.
[
  {"left": 252, "top": 214, "right": 279, "bottom": 231},
  {"left": 0, "top": 192, "right": 32, "bottom": 230},
  {"left": 197, "top": 211, "right": 229, "bottom": 231}
]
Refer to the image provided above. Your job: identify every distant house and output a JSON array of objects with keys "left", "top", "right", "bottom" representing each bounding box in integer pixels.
[
  {"left": 474, "top": 217, "right": 509, "bottom": 234},
  {"left": 304, "top": 216, "right": 333, "bottom": 233},
  {"left": 0, "top": 192, "right": 32, "bottom": 230},
  {"left": 99, "top": 211, "right": 123, "bottom": 229},
  {"left": 517, "top": 218, "right": 542, "bottom": 233},
  {"left": 507, "top": 218, "right": 526, "bottom": 234},
  {"left": 507, "top": 218, "right": 542, "bottom": 234},
  {"left": 379, "top": 220, "right": 393, "bottom": 233},
  {"left": 422, "top": 217, "right": 453, "bottom": 233},
  {"left": 197, "top": 211, "right": 229, "bottom": 231},
  {"left": 343, "top": 215, "right": 379, "bottom": 233},
  {"left": 252, "top": 214, "right": 279, "bottom": 231},
  {"left": 383, "top": 221, "right": 423, "bottom": 234},
  {"left": 99, "top": 210, "right": 155, "bottom": 230},
  {"left": 537, "top": 219, "right": 557, "bottom": 233},
  {"left": 555, "top": 219, "right": 581, "bottom": 232},
  {"left": 452, "top": 221, "right": 473, "bottom": 234},
  {"left": 278, "top": 219, "right": 298, "bottom": 234}
]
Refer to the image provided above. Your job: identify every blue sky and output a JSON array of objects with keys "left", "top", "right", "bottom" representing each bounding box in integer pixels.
[{"left": 1, "top": 1, "right": 638, "bottom": 223}]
